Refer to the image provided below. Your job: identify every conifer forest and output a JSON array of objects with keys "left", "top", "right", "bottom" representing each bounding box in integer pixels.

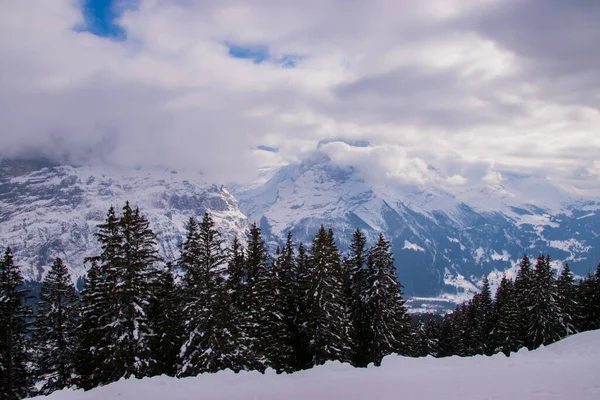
[{"left": 1, "top": 202, "right": 600, "bottom": 399}]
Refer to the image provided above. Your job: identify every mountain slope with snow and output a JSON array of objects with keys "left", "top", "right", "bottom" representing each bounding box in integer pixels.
[
  {"left": 36, "top": 330, "right": 600, "bottom": 400},
  {"left": 0, "top": 159, "right": 247, "bottom": 284},
  {"left": 234, "top": 149, "right": 600, "bottom": 298}
]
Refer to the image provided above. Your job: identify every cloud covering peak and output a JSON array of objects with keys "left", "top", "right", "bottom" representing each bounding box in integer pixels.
[{"left": 1, "top": 0, "right": 599, "bottom": 188}]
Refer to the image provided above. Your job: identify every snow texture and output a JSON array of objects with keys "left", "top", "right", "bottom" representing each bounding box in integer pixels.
[{"left": 36, "top": 330, "right": 600, "bottom": 400}]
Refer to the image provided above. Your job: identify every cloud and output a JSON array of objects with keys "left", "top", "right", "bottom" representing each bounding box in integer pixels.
[{"left": 0, "top": 0, "right": 599, "bottom": 189}]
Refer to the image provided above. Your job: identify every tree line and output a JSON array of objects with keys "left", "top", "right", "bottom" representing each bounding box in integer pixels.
[
  {"left": 2, "top": 202, "right": 600, "bottom": 399},
  {"left": 0, "top": 202, "right": 411, "bottom": 398},
  {"left": 413, "top": 255, "right": 600, "bottom": 358}
]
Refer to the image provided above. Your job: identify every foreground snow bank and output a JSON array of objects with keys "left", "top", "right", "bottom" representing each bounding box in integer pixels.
[{"left": 39, "top": 330, "right": 600, "bottom": 400}]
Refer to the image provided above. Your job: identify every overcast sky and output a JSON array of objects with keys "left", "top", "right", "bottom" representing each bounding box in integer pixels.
[{"left": 1, "top": 0, "right": 599, "bottom": 189}]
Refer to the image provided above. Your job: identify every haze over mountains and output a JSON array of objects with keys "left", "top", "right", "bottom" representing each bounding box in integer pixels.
[{"left": 2, "top": 145, "right": 599, "bottom": 303}]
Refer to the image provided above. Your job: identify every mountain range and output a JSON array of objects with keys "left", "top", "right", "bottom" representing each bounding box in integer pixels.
[{"left": 1, "top": 150, "right": 599, "bottom": 307}]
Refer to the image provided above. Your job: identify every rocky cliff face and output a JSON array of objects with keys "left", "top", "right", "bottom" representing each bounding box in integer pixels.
[{"left": 0, "top": 159, "right": 247, "bottom": 285}]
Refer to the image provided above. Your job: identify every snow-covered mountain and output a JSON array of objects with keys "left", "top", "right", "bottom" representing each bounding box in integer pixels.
[
  {"left": 1, "top": 154, "right": 599, "bottom": 303},
  {"left": 0, "top": 159, "right": 247, "bottom": 285},
  {"left": 233, "top": 148, "right": 600, "bottom": 301}
]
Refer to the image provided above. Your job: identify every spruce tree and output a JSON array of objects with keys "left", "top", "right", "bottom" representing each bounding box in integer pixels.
[
  {"left": 576, "top": 272, "right": 599, "bottom": 331},
  {"left": 528, "top": 255, "right": 562, "bottom": 349},
  {"left": 178, "top": 214, "right": 241, "bottom": 375},
  {"left": 363, "top": 233, "right": 411, "bottom": 364},
  {"left": 492, "top": 275, "right": 521, "bottom": 355},
  {"left": 74, "top": 261, "right": 111, "bottom": 390},
  {"left": 271, "top": 232, "right": 300, "bottom": 372},
  {"left": 556, "top": 264, "right": 577, "bottom": 337},
  {"left": 35, "top": 258, "right": 79, "bottom": 394},
  {"left": 82, "top": 203, "right": 162, "bottom": 384},
  {"left": 437, "top": 314, "right": 456, "bottom": 357},
  {"left": 148, "top": 263, "right": 182, "bottom": 377},
  {"left": 344, "top": 228, "right": 369, "bottom": 367},
  {"left": 294, "top": 242, "right": 312, "bottom": 370},
  {"left": 244, "top": 224, "right": 293, "bottom": 372},
  {"left": 423, "top": 317, "right": 442, "bottom": 357},
  {"left": 77, "top": 206, "right": 121, "bottom": 388},
  {"left": 226, "top": 237, "right": 246, "bottom": 312},
  {"left": 112, "top": 202, "right": 162, "bottom": 378},
  {"left": 450, "top": 304, "right": 468, "bottom": 357},
  {"left": 413, "top": 317, "right": 429, "bottom": 358},
  {"left": 470, "top": 277, "right": 493, "bottom": 355},
  {"left": 514, "top": 254, "right": 534, "bottom": 346},
  {"left": 302, "top": 226, "right": 352, "bottom": 366},
  {"left": 0, "top": 247, "right": 33, "bottom": 399}
]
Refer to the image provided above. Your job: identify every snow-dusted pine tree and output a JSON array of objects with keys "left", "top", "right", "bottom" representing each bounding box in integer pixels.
[
  {"left": 514, "top": 254, "right": 534, "bottom": 346},
  {"left": 35, "top": 257, "right": 79, "bottom": 394},
  {"left": 75, "top": 260, "right": 111, "bottom": 390},
  {"left": 492, "top": 275, "right": 521, "bottom": 355},
  {"left": 178, "top": 214, "right": 241, "bottom": 376},
  {"left": 363, "top": 233, "right": 411, "bottom": 364},
  {"left": 556, "top": 264, "right": 577, "bottom": 337},
  {"left": 344, "top": 228, "right": 369, "bottom": 367},
  {"left": 82, "top": 203, "right": 162, "bottom": 383},
  {"left": 0, "top": 247, "right": 33, "bottom": 399},
  {"left": 303, "top": 226, "right": 352, "bottom": 366},
  {"left": 528, "top": 255, "right": 562, "bottom": 349},
  {"left": 148, "top": 263, "right": 182, "bottom": 377}
]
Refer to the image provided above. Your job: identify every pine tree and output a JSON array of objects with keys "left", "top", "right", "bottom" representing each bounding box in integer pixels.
[
  {"left": 470, "top": 277, "right": 493, "bottom": 355},
  {"left": 556, "top": 264, "right": 577, "bottom": 337},
  {"left": 244, "top": 224, "right": 293, "bottom": 372},
  {"left": 0, "top": 247, "right": 33, "bottom": 399},
  {"left": 112, "top": 202, "right": 162, "bottom": 378},
  {"left": 492, "top": 275, "right": 521, "bottom": 355},
  {"left": 363, "top": 233, "right": 411, "bottom": 365},
  {"left": 74, "top": 261, "right": 111, "bottom": 390},
  {"left": 302, "top": 226, "right": 352, "bottom": 366},
  {"left": 271, "top": 232, "right": 300, "bottom": 372},
  {"left": 178, "top": 214, "right": 241, "bottom": 376},
  {"left": 77, "top": 206, "right": 121, "bottom": 388},
  {"left": 413, "top": 317, "right": 429, "bottom": 358},
  {"left": 450, "top": 304, "right": 468, "bottom": 357},
  {"left": 423, "top": 317, "right": 442, "bottom": 357},
  {"left": 81, "top": 203, "right": 162, "bottom": 384},
  {"left": 437, "top": 313, "right": 456, "bottom": 357},
  {"left": 528, "top": 255, "right": 562, "bottom": 349},
  {"left": 148, "top": 263, "right": 182, "bottom": 377},
  {"left": 514, "top": 254, "right": 534, "bottom": 346},
  {"left": 35, "top": 258, "right": 79, "bottom": 394},
  {"left": 294, "top": 242, "right": 312, "bottom": 370},
  {"left": 344, "top": 228, "right": 369, "bottom": 367},
  {"left": 576, "top": 271, "right": 599, "bottom": 331},
  {"left": 226, "top": 237, "right": 246, "bottom": 312}
]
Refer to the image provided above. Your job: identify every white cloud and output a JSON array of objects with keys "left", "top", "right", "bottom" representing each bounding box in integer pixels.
[{"left": 0, "top": 0, "right": 598, "bottom": 189}]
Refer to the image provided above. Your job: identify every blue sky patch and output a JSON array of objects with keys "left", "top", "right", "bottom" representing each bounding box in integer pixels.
[
  {"left": 257, "top": 145, "right": 279, "bottom": 153},
  {"left": 227, "top": 42, "right": 302, "bottom": 67},
  {"left": 227, "top": 44, "right": 270, "bottom": 64},
  {"left": 76, "top": 0, "right": 137, "bottom": 40}
]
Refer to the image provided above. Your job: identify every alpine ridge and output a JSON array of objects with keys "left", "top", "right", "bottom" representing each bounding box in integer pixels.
[
  {"left": 1, "top": 156, "right": 599, "bottom": 304},
  {"left": 233, "top": 147, "right": 600, "bottom": 302}
]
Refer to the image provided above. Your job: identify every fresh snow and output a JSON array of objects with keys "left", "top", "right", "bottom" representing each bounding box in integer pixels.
[
  {"left": 37, "top": 330, "right": 600, "bottom": 400},
  {"left": 402, "top": 240, "right": 425, "bottom": 252}
]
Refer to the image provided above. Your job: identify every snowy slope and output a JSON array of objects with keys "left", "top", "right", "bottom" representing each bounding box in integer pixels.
[
  {"left": 36, "top": 330, "right": 600, "bottom": 400},
  {"left": 0, "top": 159, "right": 247, "bottom": 284},
  {"left": 234, "top": 147, "right": 600, "bottom": 298}
]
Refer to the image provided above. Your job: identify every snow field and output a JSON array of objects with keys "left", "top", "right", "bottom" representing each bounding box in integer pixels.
[{"left": 39, "top": 330, "right": 600, "bottom": 400}]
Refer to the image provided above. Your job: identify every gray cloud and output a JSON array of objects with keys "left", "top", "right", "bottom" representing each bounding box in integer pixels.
[{"left": 0, "top": 0, "right": 599, "bottom": 190}]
